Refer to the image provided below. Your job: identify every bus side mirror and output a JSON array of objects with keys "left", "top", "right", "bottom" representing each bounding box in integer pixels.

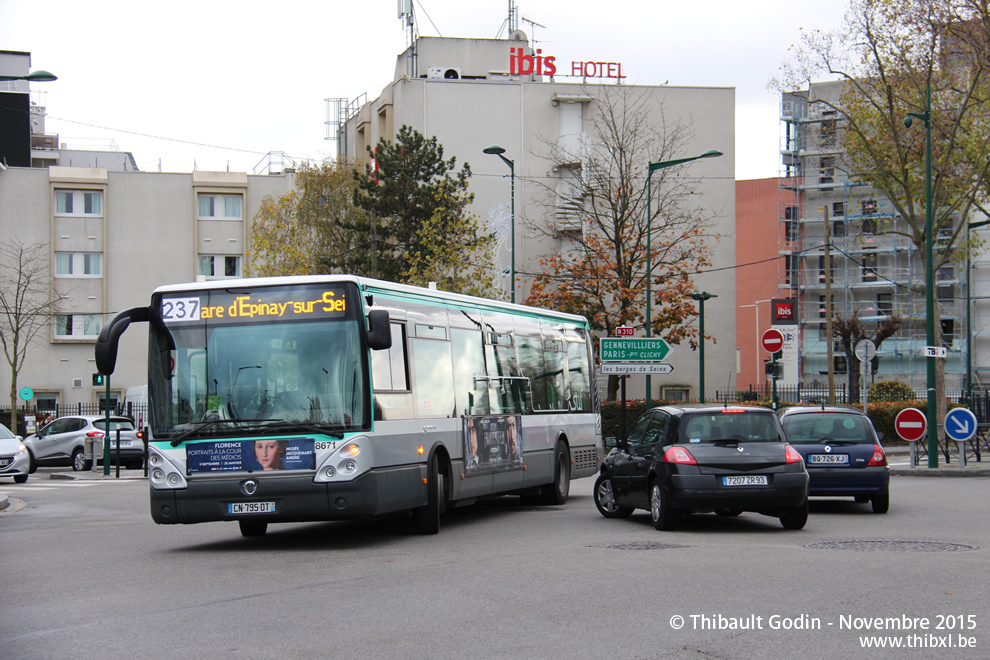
[
  {"left": 605, "top": 436, "right": 618, "bottom": 448},
  {"left": 95, "top": 306, "right": 150, "bottom": 375},
  {"left": 366, "top": 310, "right": 392, "bottom": 351}
]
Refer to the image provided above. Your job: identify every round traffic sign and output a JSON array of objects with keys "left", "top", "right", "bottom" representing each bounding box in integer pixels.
[
  {"left": 894, "top": 407, "right": 927, "bottom": 441},
  {"left": 761, "top": 328, "right": 784, "bottom": 353},
  {"left": 944, "top": 407, "right": 977, "bottom": 442},
  {"left": 19, "top": 387, "right": 33, "bottom": 401},
  {"left": 854, "top": 339, "right": 876, "bottom": 361}
]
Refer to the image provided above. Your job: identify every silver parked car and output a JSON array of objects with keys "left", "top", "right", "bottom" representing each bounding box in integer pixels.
[
  {"left": 24, "top": 415, "right": 144, "bottom": 472},
  {"left": 0, "top": 422, "right": 30, "bottom": 483}
]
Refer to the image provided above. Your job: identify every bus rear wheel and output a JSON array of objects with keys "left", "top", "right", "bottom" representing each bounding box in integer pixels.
[{"left": 540, "top": 442, "right": 570, "bottom": 505}]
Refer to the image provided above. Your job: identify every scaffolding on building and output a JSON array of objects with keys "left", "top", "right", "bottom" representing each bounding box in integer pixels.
[{"left": 778, "top": 91, "right": 973, "bottom": 392}]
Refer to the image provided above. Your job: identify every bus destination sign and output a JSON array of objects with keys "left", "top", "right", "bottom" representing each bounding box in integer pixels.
[{"left": 159, "top": 286, "right": 350, "bottom": 324}]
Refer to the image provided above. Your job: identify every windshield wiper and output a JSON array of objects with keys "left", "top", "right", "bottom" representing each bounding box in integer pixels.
[
  {"left": 256, "top": 420, "right": 345, "bottom": 439},
  {"left": 169, "top": 418, "right": 281, "bottom": 446}
]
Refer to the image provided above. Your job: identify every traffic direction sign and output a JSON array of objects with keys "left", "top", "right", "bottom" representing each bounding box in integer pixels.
[
  {"left": 894, "top": 407, "right": 927, "bottom": 441},
  {"left": 600, "top": 337, "right": 673, "bottom": 362},
  {"left": 924, "top": 346, "right": 947, "bottom": 358},
  {"left": 761, "top": 328, "right": 784, "bottom": 353},
  {"left": 944, "top": 407, "right": 978, "bottom": 442},
  {"left": 600, "top": 363, "right": 674, "bottom": 375}
]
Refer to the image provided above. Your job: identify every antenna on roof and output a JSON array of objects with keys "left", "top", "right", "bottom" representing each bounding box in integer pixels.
[{"left": 522, "top": 16, "right": 546, "bottom": 49}]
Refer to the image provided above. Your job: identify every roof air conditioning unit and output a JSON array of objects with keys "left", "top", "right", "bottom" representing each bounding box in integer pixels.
[{"left": 428, "top": 67, "right": 461, "bottom": 80}]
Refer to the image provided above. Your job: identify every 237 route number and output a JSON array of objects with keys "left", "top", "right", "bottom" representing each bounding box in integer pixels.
[{"left": 161, "top": 297, "right": 201, "bottom": 322}]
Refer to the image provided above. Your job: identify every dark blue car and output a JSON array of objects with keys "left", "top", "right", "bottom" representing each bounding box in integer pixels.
[{"left": 777, "top": 406, "right": 889, "bottom": 513}]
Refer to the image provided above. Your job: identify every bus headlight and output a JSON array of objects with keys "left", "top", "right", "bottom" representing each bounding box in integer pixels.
[
  {"left": 148, "top": 446, "right": 187, "bottom": 490},
  {"left": 314, "top": 436, "right": 369, "bottom": 483}
]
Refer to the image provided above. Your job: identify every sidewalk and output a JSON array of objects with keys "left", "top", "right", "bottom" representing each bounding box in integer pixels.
[{"left": 885, "top": 444, "right": 990, "bottom": 477}]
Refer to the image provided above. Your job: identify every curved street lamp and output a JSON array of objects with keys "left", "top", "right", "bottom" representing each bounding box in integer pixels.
[
  {"left": 483, "top": 144, "right": 515, "bottom": 303},
  {"left": 0, "top": 70, "right": 58, "bottom": 83},
  {"left": 645, "top": 149, "right": 723, "bottom": 407}
]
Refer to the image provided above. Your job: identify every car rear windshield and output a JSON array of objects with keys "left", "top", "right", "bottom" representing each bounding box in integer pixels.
[
  {"left": 678, "top": 412, "right": 781, "bottom": 444},
  {"left": 781, "top": 413, "right": 872, "bottom": 444},
  {"left": 93, "top": 419, "right": 135, "bottom": 432}
]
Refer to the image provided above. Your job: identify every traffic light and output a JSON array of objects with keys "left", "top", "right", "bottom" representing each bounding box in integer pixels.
[{"left": 92, "top": 373, "right": 105, "bottom": 386}]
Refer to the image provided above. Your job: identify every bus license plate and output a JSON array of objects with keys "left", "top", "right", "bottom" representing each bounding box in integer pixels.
[
  {"left": 228, "top": 501, "right": 276, "bottom": 514},
  {"left": 722, "top": 475, "right": 768, "bottom": 486},
  {"left": 809, "top": 454, "right": 849, "bottom": 464}
]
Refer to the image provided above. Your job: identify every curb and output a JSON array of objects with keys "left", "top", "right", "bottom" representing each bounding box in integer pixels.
[
  {"left": 0, "top": 492, "right": 8, "bottom": 510},
  {"left": 892, "top": 466, "right": 990, "bottom": 477}
]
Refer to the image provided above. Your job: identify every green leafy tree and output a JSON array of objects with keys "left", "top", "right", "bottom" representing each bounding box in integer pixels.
[
  {"left": 525, "top": 86, "right": 719, "bottom": 400},
  {"left": 353, "top": 125, "right": 490, "bottom": 288},
  {"left": 776, "top": 0, "right": 990, "bottom": 422},
  {"left": 247, "top": 160, "right": 367, "bottom": 277}
]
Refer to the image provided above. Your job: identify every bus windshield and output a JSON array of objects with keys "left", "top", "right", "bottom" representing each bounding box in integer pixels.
[{"left": 148, "top": 283, "right": 369, "bottom": 440}]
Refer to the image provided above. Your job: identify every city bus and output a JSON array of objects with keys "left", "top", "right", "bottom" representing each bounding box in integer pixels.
[{"left": 95, "top": 275, "right": 601, "bottom": 537}]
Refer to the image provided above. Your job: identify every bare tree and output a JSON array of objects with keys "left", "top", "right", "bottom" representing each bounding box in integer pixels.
[
  {"left": 526, "top": 85, "right": 720, "bottom": 400},
  {"left": 832, "top": 311, "right": 902, "bottom": 403},
  {"left": 0, "top": 240, "right": 61, "bottom": 429}
]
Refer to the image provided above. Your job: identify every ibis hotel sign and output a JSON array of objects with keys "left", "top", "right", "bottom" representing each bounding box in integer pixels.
[
  {"left": 509, "top": 48, "right": 626, "bottom": 80},
  {"left": 601, "top": 338, "right": 673, "bottom": 362}
]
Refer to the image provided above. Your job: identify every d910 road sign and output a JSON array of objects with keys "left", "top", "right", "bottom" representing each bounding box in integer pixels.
[{"left": 600, "top": 337, "right": 673, "bottom": 362}]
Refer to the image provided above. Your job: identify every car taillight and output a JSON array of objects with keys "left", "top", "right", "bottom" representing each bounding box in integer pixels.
[
  {"left": 784, "top": 444, "right": 804, "bottom": 464},
  {"left": 86, "top": 431, "right": 105, "bottom": 438},
  {"left": 136, "top": 431, "right": 143, "bottom": 439},
  {"left": 662, "top": 446, "right": 697, "bottom": 465},
  {"left": 867, "top": 445, "right": 886, "bottom": 466}
]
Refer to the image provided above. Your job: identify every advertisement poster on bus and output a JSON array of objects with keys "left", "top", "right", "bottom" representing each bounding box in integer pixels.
[
  {"left": 186, "top": 437, "right": 315, "bottom": 473},
  {"left": 464, "top": 415, "right": 523, "bottom": 472}
]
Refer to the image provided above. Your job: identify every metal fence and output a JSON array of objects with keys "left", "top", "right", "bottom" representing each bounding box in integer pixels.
[{"left": 2, "top": 402, "right": 149, "bottom": 435}]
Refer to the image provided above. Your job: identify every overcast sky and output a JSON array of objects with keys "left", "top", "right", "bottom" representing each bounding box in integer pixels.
[{"left": 2, "top": 0, "right": 847, "bottom": 180}]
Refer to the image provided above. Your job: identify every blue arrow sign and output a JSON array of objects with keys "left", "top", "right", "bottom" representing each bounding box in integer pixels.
[{"left": 944, "top": 407, "right": 978, "bottom": 442}]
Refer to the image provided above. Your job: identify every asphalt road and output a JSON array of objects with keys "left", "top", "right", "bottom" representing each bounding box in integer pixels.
[{"left": 1, "top": 470, "right": 988, "bottom": 659}]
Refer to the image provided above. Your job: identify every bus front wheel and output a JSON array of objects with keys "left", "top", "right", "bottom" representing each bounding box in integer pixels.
[{"left": 540, "top": 442, "right": 570, "bottom": 505}]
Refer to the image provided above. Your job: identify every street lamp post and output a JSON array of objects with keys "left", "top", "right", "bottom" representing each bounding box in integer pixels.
[
  {"left": 484, "top": 145, "right": 515, "bottom": 304},
  {"left": 690, "top": 292, "right": 717, "bottom": 402},
  {"left": 645, "top": 149, "right": 722, "bottom": 407},
  {"left": 905, "top": 83, "right": 937, "bottom": 468}
]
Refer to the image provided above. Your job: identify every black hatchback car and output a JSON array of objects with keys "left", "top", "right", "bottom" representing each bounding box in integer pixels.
[
  {"left": 777, "top": 406, "right": 889, "bottom": 513},
  {"left": 594, "top": 405, "right": 809, "bottom": 530}
]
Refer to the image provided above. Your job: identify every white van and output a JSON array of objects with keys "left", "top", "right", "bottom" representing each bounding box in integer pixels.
[{"left": 122, "top": 385, "right": 148, "bottom": 426}]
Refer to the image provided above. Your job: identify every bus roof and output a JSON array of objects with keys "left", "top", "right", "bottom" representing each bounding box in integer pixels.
[{"left": 152, "top": 275, "right": 589, "bottom": 325}]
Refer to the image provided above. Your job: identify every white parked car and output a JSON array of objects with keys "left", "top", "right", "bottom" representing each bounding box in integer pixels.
[
  {"left": 24, "top": 415, "right": 144, "bottom": 471},
  {"left": 0, "top": 421, "right": 30, "bottom": 483}
]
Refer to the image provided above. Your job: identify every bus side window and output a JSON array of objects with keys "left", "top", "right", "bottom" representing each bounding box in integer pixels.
[
  {"left": 451, "top": 327, "right": 489, "bottom": 415},
  {"left": 371, "top": 323, "right": 408, "bottom": 391}
]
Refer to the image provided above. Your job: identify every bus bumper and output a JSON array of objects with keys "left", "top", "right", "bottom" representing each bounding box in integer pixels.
[{"left": 150, "top": 464, "right": 426, "bottom": 525}]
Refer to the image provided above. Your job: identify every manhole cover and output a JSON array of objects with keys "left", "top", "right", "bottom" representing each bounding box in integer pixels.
[
  {"left": 595, "top": 541, "right": 691, "bottom": 551},
  {"left": 806, "top": 540, "right": 977, "bottom": 552}
]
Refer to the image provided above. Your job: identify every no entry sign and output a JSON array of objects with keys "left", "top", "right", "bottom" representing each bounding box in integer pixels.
[
  {"left": 894, "top": 407, "right": 927, "bottom": 442},
  {"left": 761, "top": 328, "right": 784, "bottom": 354}
]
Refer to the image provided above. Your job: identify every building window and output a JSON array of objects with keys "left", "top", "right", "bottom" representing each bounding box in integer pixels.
[
  {"left": 785, "top": 255, "right": 798, "bottom": 285},
  {"left": 834, "top": 355, "right": 848, "bottom": 374},
  {"left": 818, "top": 295, "right": 828, "bottom": 319},
  {"left": 862, "top": 199, "right": 877, "bottom": 216},
  {"left": 55, "top": 190, "right": 103, "bottom": 216},
  {"left": 877, "top": 293, "right": 893, "bottom": 316},
  {"left": 862, "top": 218, "right": 877, "bottom": 234},
  {"left": 199, "top": 255, "right": 241, "bottom": 279},
  {"left": 661, "top": 387, "right": 689, "bottom": 402},
  {"left": 197, "top": 194, "right": 242, "bottom": 220},
  {"left": 862, "top": 248, "right": 878, "bottom": 282},
  {"left": 55, "top": 252, "right": 102, "bottom": 277},
  {"left": 819, "top": 157, "right": 835, "bottom": 184},
  {"left": 54, "top": 314, "right": 102, "bottom": 339},
  {"left": 832, "top": 201, "right": 844, "bottom": 217},
  {"left": 832, "top": 220, "right": 846, "bottom": 236},
  {"left": 784, "top": 205, "right": 799, "bottom": 221},
  {"left": 783, "top": 221, "right": 799, "bottom": 242}
]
